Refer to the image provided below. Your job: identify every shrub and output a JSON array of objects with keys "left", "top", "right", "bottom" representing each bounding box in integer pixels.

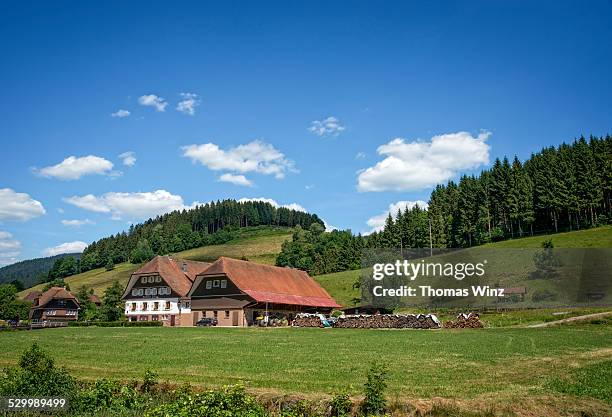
[
  {"left": 0, "top": 343, "right": 78, "bottom": 400},
  {"left": 141, "top": 369, "right": 158, "bottom": 393},
  {"left": 361, "top": 362, "right": 389, "bottom": 416},
  {"left": 329, "top": 393, "right": 352, "bottom": 416},
  {"left": 145, "top": 384, "right": 266, "bottom": 417}
]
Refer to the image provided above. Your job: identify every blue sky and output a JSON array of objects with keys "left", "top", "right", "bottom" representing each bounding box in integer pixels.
[{"left": 0, "top": 1, "right": 611, "bottom": 264}]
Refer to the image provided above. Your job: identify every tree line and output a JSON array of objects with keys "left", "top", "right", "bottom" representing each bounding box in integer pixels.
[
  {"left": 277, "top": 135, "right": 610, "bottom": 275},
  {"left": 370, "top": 135, "right": 611, "bottom": 248},
  {"left": 80, "top": 199, "right": 323, "bottom": 271}
]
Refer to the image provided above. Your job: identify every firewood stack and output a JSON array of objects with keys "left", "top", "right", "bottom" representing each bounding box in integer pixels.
[
  {"left": 292, "top": 314, "right": 324, "bottom": 328},
  {"left": 334, "top": 314, "right": 441, "bottom": 329},
  {"left": 444, "top": 313, "right": 484, "bottom": 329}
]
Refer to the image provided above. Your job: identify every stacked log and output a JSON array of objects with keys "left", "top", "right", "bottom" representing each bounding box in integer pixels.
[
  {"left": 444, "top": 313, "right": 484, "bottom": 329},
  {"left": 292, "top": 314, "right": 324, "bottom": 328},
  {"left": 333, "top": 314, "right": 440, "bottom": 329}
]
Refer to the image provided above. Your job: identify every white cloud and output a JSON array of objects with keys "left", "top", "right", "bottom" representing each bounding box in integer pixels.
[
  {"left": 365, "top": 200, "right": 429, "bottom": 234},
  {"left": 176, "top": 93, "right": 200, "bottom": 115},
  {"left": 0, "top": 231, "right": 21, "bottom": 266},
  {"left": 355, "top": 152, "right": 367, "bottom": 159},
  {"left": 0, "top": 189, "right": 46, "bottom": 221},
  {"left": 138, "top": 94, "right": 168, "bottom": 112},
  {"left": 323, "top": 220, "right": 338, "bottom": 232},
  {"left": 34, "top": 155, "right": 116, "bottom": 180},
  {"left": 64, "top": 189, "right": 195, "bottom": 221},
  {"left": 357, "top": 131, "right": 491, "bottom": 192},
  {"left": 218, "top": 173, "right": 253, "bottom": 187},
  {"left": 111, "top": 109, "right": 130, "bottom": 118},
  {"left": 182, "top": 140, "right": 295, "bottom": 180},
  {"left": 119, "top": 151, "right": 136, "bottom": 167},
  {"left": 308, "top": 116, "right": 346, "bottom": 137},
  {"left": 61, "top": 219, "right": 95, "bottom": 227},
  {"left": 43, "top": 241, "right": 88, "bottom": 257},
  {"left": 305, "top": 184, "right": 315, "bottom": 190},
  {"left": 237, "top": 197, "right": 306, "bottom": 213}
]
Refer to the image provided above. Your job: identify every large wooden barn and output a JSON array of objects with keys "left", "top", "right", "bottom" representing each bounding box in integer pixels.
[{"left": 187, "top": 257, "right": 341, "bottom": 326}]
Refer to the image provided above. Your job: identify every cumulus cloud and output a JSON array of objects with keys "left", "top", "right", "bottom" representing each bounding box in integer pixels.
[
  {"left": 357, "top": 131, "right": 491, "bottom": 192},
  {"left": 119, "top": 151, "right": 136, "bottom": 167},
  {"left": 64, "top": 190, "right": 196, "bottom": 221},
  {"left": 176, "top": 93, "right": 200, "bottom": 115},
  {"left": 182, "top": 140, "right": 295, "bottom": 183},
  {"left": 111, "top": 109, "right": 130, "bottom": 118},
  {"left": 138, "top": 94, "right": 168, "bottom": 112},
  {"left": 34, "top": 155, "right": 116, "bottom": 180},
  {"left": 0, "top": 188, "right": 46, "bottom": 221},
  {"left": 0, "top": 231, "right": 21, "bottom": 266},
  {"left": 365, "top": 200, "right": 429, "bottom": 234},
  {"left": 61, "top": 219, "right": 95, "bottom": 227},
  {"left": 218, "top": 173, "right": 253, "bottom": 187},
  {"left": 308, "top": 116, "right": 346, "bottom": 137},
  {"left": 43, "top": 241, "right": 88, "bottom": 256},
  {"left": 237, "top": 197, "right": 306, "bottom": 213}
]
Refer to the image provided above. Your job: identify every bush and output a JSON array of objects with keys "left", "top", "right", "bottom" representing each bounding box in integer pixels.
[
  {"left": 0, "top": 343, "right": 78, "bottom": 400},
  {"left": 361, "top": 362, "right": 389, "bottom": 416},
  {"left": 68, "top": 320, "right": 163, "bottom": 327},
  {"left": 145, "top": 384, "right": 266, "bottom": 417},
  {"left": 531, "top": 289, "right": 557, "bottom": 302},
  {"left": 329, "top": 393, "right": 352, "bottom": 416}
]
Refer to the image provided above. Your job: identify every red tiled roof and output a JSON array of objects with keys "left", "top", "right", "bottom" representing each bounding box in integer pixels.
[
  {"left": 88, "top": 294, "right": 101, "bottom": 304},
  {"left": 35, "top": 287, "right": 78, "bottom": 308},
  {"left": 131, "top": 256, "right": 211, "bottom": 297},
  {"left": 197, "top": 257, "right": 341, "bottom": 308}
]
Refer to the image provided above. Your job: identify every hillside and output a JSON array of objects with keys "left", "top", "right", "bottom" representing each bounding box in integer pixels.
[
  {"left": 0, "top": 253, "right": 81, "bottom": 288},
  {"left": 19, "top": 227, "right": 292, "bottom": 297},
  {"left": 313, "top": 226, "right": 612, "bottom": 308}
]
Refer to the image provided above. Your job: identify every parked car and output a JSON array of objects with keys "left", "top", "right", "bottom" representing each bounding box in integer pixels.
[{"left": 196, "top": 318, "right": 218, "bottom": 327}]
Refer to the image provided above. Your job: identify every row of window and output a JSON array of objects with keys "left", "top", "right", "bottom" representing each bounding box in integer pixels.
[
  {"left": 46, "top": 310, "right": 77, "bottom": 316},
  {"left": 205, "top": 279, "right": 228, "bottom": 290},
  {"left": 129, "top": 301, "right": 172, "bottom": 311},
  {"left": 140, "top": 275, "right": 163, "bottom": 284},
  {"left": 131, "top": 287, "right": 171, "bottom": 296},
  {"left": 205, "top": 310, "right": 231, "bottom": 319}
]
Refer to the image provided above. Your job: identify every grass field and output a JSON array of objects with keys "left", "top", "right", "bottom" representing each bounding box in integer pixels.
[
  {"left": 18, "top": 227, "right": 292, "bottom": 297},
  {"left": 0, "top": 326, "right": 610, "bottom": 404}
]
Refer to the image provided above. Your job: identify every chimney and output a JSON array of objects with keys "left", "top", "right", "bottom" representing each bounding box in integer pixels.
[{"left": 181, "top": 262, "right": 188, "bottom": 272}]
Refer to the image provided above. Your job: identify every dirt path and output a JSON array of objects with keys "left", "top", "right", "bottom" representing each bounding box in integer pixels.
[{"left": 527, "top": 311, "right": 612, "bottom": 327}]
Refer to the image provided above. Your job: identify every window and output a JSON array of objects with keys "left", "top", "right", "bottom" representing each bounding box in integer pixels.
[
  {"left": 141, "top": 277, "right": 147, "bottom": 284},
  {"left": 152, "top": 315, "right": 159, "bottom": 321},
  {"left": 153, "top": 302, "right": 159, "bottom": 311},
  {"left": 140, "top": 316, "right": 148, "bottom": 321},
  {"left": 151, "top": 288, "right": 158, "bottom": 296},
  {"left": 58, "top": 300, "right": 66, "bottom": 307},
  {"left": 205, "top": 280, "right": 212, "bottom": 290},
  {"left": 155, "top": 276, "right": 162, "bottom": 283},
  {"left": 47, "top": 310, "right": 56, "bottom": 315},
  {"left": 213, "top": 311, "right": 218, "bottom": 318},
  {"left": 131, "top": 303, "right": 136, "bottom": 311},
  {"left": 142, "top": 302, "right": 148, "bottom": 311},
  {"left": 137, "top": 289, "right": 144, "bottom": 296},
  {"left": 147, "top": 276, "right": 155, "bottom": 283},
  {"left": 220, "top": 280, "right": 227, "bottom": 288},
  {"left": 213, "top": 280, "right": 220, "bottom": 288},
  {"left": 224, "top": 310, "right": 230, "bottom": 319},
  {"left": 165, "top": 301, "right": 171, "bottom": 310},
  {"left": 131, "top": 289, "right": 138, "bottom": 296}
]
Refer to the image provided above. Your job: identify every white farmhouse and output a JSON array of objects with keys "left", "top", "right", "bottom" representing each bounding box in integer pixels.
[{"left": 121, "top": 256, "right": 211, "bottom": 326}]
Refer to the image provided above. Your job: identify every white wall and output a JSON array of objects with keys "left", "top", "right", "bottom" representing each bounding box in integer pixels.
[{"left": 124, "top": 298, "right": 191, "bottom": 316}]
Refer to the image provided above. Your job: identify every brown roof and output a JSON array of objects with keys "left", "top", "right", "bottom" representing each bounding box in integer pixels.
[
  {"left": 24, "top": 290, "right": 42, "bottom": 302},
  {"left": 196, "top": 257, "right": 341, "bottom": 308},
  {"left": 35, "top": 287, "right": 79, "bottom": 308},
  {"left": 503, "top": 287, "right": 527, "bottom": 295},
  {"left": 130, "top": 256, "right": 211, "bottom": 297},
  {"left": 88, "top": 294, "right": 101, "bottom": 304}
]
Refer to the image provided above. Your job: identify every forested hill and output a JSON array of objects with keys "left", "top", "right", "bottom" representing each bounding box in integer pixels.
[
  {"left": 0, "top": 253, "right": 81, "bottom": 289},
  {"left": 79, "top": 199, "right": 323, "bottom": 272},
  {"left": 369, "top": 135, "right": 611, "bottom": 248}
]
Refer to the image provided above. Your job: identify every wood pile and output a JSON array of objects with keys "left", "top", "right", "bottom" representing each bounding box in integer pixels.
[
  {"left": 444, "top": 313, "right": 484, "bottom": 329},
  {"left": 334, "top": 314, "right": 440, "bottom": 329},
  {"left": 292, "top": 314, "right": 324, "bottom": 328}
]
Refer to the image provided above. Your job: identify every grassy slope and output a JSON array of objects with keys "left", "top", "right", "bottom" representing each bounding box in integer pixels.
[
  {"left": 0, "top": 326, "right": 610, "bottom": 401},
  {"left": 19, "top": 227, "right": 292, "bottom": 297},
  {"left": 313, "top": 226, "right": 612, "bottom": 314}
]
